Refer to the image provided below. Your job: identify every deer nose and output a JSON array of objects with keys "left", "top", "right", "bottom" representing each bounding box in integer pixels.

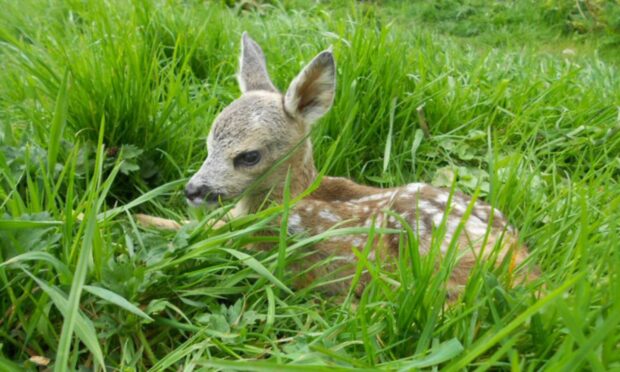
[{"left": 184, "top": 183, "right": 210, "bottom": 201}]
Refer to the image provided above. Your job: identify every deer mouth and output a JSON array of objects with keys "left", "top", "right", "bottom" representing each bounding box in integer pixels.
[
  {"left": 186, "top": 192, "right": 227, "bottom": 207},
  {"left": 184, "top": 181, "right": 228, "bottom": 207}
]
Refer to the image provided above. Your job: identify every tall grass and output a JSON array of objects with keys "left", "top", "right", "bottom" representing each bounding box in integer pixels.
[{"left": 0, "top": 0, "right": 619, "bottom": 370}]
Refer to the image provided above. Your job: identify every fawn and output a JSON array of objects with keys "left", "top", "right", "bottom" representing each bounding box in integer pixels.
[{"left": 139, "top": 33, "right": 538, "bottom": 297}]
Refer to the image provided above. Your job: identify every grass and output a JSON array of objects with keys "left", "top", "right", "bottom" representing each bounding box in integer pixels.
[{"left": 0, "top": 0, "right": 619, "bottom": 370}]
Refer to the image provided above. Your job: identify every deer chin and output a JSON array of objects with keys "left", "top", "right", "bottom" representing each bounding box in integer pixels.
[{"left": 186, "top": 197, "right": 206, "bottom": 207}]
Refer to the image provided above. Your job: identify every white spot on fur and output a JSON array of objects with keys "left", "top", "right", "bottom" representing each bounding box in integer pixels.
[
  {"left": 387, "top": 191, "right": 399, "bottom": 204},
  {"left": 288, "top": 214, "right": 304, "bottom": 233},
  {"left": 319, "top": 209, "right": 341, "bottom": 223},
  {"left": 451, "top": 202, "right": 466, "bottom": 214},
  {"left": 406, "top": 183, "right": 425, "bottom": 193},
  {"left": 447, "top": 217, "right": 461, "bottom": 233},
  {"left": 355, "top": 192, "right": 392, "bottom": 202},
  {"left": 466, "top": 220, "right": 489, "bottom": 236},
  {"left": 440, "top": 242, "right": 450, "bottom": 253},
  {"left": 435, "top": 192, "right": 449, "bottom": 204},
  {"left": 432, "top": 213, "right": 444, "bottom": 226},
  {"left": 418, "top": 200, "right": 440, "bottom": 215},
  {"left": 417, "top": 200, "right": 433, "bottom": 210}
]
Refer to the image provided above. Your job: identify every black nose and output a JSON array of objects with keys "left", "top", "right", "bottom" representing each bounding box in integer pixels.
[{"left": 185, "top": 183, "right": 210, "bottom": 200}]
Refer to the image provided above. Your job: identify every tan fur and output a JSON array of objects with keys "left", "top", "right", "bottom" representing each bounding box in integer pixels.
[
  {"left": 158, "top": 33, "right": 539, "bottom": 298},
  {"left": 286, "top": 178, "right": 537, "bottom": 295}
]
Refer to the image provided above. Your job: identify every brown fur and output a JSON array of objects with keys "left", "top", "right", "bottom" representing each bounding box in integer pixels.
[{"left": 286, "top": 176, "right": 537, "bottom": 295}]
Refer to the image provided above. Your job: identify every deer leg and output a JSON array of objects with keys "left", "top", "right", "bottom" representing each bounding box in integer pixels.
[{"left": 135, "top": 201, "right": 247, "bottom": 231}]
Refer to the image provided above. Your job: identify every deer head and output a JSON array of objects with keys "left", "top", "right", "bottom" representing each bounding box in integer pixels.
[{"left": 185, "top": 33, "right": 336, "bottom": 210}]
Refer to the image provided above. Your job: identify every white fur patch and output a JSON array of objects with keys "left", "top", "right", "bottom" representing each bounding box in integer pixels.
[
  {"left": 418, "top": 200, "right": 440, "bottom": 215},
  {"left": 319, "top": 209, "right": 341, "bottom": 223},
  {"left": 355, "top": 192, "right": 392, "bottom": 202},
  {"left": 466, "top": 220, "right": 489, "bottom": 236},
  {"left": 451, "top": 202, "right": 467, "bottom": 214},
  {"left": 406, "top": 183, "right": 425, "bottom": 193},
  {"left": 434, "top": 192, "right": 449, "bottom": 204},
  {"left": 447, "top": 217, "right": 461, "bottom": 233},
  {"left": 387, "top": 191, "right": 400, "bottom": 204},
  {"left": 432, "top": 213, "right": 445, "bottom": 226},
  {"left": 288, "top": 214, "right": 304, "bottom": 233}
]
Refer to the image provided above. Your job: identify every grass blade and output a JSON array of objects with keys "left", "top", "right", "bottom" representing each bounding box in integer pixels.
[
  {"left": 221, "top": 248, "right": 294, "bottom": 296},
  {"left": 197, "top": 359, "right": 372, "bottom": 371},
  {"left": 55, "top": 116, "right": 107, "bottom": 371},
  {"left": 445, "top": 274, "right": 584, "bottom": 371},
  {"left": 22, "top": 270, "right": 104, "bottom": 368},
  {"left": 382, "top": 97, "right": 397, "bottom": 174},
  {"left": 47, "top": 70, "right": 69, "bottom": 176},
  {"left": 395, "top": 338, "right": 464, "bottom": 370},
  {"left": 0, "top": 251, "right": 71, "bottom": 278},
  {"left": 0, "top": 219, "right": 62, "bottom": 230},
  {"left": 84, "top": 285, "right": 153, "bottom": 321}
]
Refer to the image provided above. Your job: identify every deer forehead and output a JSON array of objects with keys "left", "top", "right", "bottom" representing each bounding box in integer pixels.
[{"left": 209, "top": 92, "right": 296, "bottom": 145}]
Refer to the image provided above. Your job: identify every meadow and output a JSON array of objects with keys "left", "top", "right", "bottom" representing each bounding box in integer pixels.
[{"left": 1, "top": 0, "right": 619, "bottom": 370}]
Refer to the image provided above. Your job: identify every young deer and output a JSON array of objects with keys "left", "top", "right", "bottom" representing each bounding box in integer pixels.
[{"left": 140, "top": 33, "right": 538, "bottom": 297}]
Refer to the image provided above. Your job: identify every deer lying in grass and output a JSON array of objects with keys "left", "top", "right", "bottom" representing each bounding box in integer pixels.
[{"left": 138, "top": 33, "right": 538, "bottom": 297}]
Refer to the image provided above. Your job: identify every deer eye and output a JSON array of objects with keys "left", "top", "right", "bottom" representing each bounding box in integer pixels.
[{"left": 234, "top": 151, "right": 261, "bottom": 167}]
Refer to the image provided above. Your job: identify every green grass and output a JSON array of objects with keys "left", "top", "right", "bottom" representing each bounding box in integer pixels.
[{"left": 1, "top": 0, "right": 619, "bottom": 370}]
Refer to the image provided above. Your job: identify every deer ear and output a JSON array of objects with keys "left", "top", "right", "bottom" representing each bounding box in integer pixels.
[
  {"left": 237, "top": 32, "right": 277, "bottom": 93},
  {"left": 284, "top": 49, "right": 336, "bottom": 125}
]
